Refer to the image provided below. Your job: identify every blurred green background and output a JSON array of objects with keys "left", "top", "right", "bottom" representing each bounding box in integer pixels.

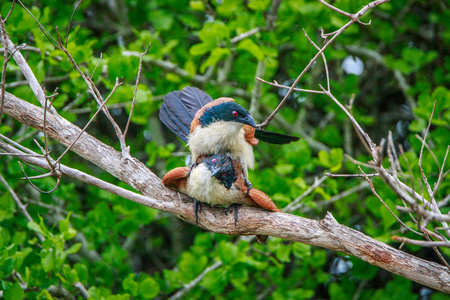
[{"left": 1, "top": 0, "right": 449, "bottom": 298}]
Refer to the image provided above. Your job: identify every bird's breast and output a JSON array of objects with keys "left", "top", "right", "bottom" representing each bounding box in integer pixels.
[
  {"left": 186, "top": 164, "right": 249, "bottom": 207},
  {"left": 188, "top": 121, "right": 255, "bottom": 173}
]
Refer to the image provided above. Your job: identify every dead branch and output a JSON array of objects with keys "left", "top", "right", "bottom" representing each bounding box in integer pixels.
[{"left": 1, "top": 90, "right": 450, "bottom": 292}]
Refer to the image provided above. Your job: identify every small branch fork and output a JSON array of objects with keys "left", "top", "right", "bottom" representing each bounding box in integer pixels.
[
  {"left": 256, "top": 0, "right": 450, "bottom": 264},
  {"left": 0, "top": 2, "right": 151, "bottom": 194},
  {"left": 2, "top": 0, "right": 450, "bottom": 295},
  {"left": 256, "top": 0, "right": 390, "bottom": 129}
]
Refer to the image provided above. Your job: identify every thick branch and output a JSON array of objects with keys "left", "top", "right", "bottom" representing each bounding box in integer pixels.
[{"left": 1, "top": 90, "right": 450, "bottom": 292}]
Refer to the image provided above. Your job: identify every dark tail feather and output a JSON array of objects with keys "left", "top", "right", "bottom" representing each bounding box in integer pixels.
[
  {"left": 159, "top": 91, "right": 191, "bottom": 142},
  {"left": 255, "top": 129, "right": 300, "bottom": 145},
  {"left": 181, "top": 87, "right": 213, "bottom": 111},
  {"left": 160, "top": 87, "right": 214, "bottom": 142}
]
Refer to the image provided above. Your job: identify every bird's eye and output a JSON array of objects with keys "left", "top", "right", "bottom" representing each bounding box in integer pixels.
[
  {"left": 232, "top": 111, "right": 238, "bottom": 116},
  {"left": 212, "top": 158, "right": 217, "bottom": 163}
]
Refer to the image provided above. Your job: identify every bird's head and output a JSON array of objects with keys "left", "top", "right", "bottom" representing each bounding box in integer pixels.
[
  {"left": 203, "top": 154, "right": 237, "bottom": 189},
  {"left": 198, "top": 102, "right": 256, "bottom": 128}
]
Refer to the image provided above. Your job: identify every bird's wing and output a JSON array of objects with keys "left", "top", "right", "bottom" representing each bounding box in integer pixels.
[
  {"left": 247, "top": 188, "right": 281, "bottom": 212},
  {"left": 162, "top": 166, "right": 190, "bottom": 193},
  {"left": 254, "top": 129, "right": 300, "bottom": 145},
  {"left": 232, "top": 160, "right": 281, "bottom": 212}
]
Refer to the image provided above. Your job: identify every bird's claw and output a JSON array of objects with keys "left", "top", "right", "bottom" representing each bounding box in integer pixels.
[
  {"left": 194, "top": 199, "right": 201, "bottom": 225},
  {"left": 225, "top": 203, "right": 241, "bottom": 227},
  {"left": 245, "top": 177, "right": 252, "bottom": 196}
]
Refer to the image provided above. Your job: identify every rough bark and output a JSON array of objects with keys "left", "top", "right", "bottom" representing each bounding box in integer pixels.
[{"left": 1, "top": 90, "right": 450, "bottom": 292}]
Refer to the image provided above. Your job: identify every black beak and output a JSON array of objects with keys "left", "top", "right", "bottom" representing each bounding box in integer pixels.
[
  {"left": 241, "top": 114, "right": 256, "bottom": 127},
  {"left": 210, "top": 166, "right": 221, "bottom": 178}
]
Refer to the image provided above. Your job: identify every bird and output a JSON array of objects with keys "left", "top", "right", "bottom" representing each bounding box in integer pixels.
[
  {"left": 159, "top": 86, "right": 299, "bottom": 175},
  {"left": 162, "top": 153, "right": 281, "bottom": 243}
]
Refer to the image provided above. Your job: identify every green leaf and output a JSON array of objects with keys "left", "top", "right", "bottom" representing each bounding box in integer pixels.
[
  {"left": 201, "top": 268, "right": 228, "bottom": 295},
  {"left": 27, "top": 222, "right": 45, "bottom": 237},
  {"left": 65, "top": 243, "right": 82, "bottom": 254},
  {"left": 236, "top": 39, "right": 264, "bottom": 61},
  {"left": 41, "top": 251, "right": 55, "bottom": 273},
  {"left": 123, "top": 273, "right": 138, "bottom": 296},
  {"left": 200, "top": 47, "right": 231, "bottom": 72},
  {"left": 62, "top": 264, "right": 79, "bottom": 284},
  {"left": 58, "top": 219, "right": 69, "bottom": 234},
  {"left": 275, "top": 244, "right": 292, "bottom": 262},
  {"left": 37, "top": 289, "right": 54, "bottom": 299},
  {"left": 1, "top": 281, "right": 24, "bottom": 300},
  {"left": 318, "top": 150, "right": 330, "bottom": 167},
  {"left": 138, "top": 277, "right": 160, "bottom": 299},
  {"left": 217, "top": 241, "right": 237, "bottom": 265},
  {"left": 248, "top": 0, "right": 271, "bottom": 11},
  {"left": 189, "top": 0, "right": 205, "bottom": 11},
  {"left": 64, "top": 228, "right": 77, "bottom": 240},
  {"left": 74, "top": 263, "right": 89, "bottom": 284}
]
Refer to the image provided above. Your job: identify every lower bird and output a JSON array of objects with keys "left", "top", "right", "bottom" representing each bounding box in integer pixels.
[{"left": 162, "top": 154, "right": 281, "bottom": 242}]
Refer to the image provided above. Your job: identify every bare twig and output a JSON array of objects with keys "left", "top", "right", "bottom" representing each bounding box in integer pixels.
[
  {"left": 0, "top": 172, "right": 45, "bottom": 242},
  {"left": 359, "top": 166, "right": 422, "bottom": 236},
  {"left": 56, "top": 79, "right": 119, "bottom": 164},
  {"left": 4, "top": 0, "right": 16, "bottom": 22},
  {"left": 0, "top": 15, "right": 8, "bottom": 125},
  {"left": 66, "top": 0, "right": 83, "bottom": 48},
  {"left": 123, "top": 42, "right": 151, "bottom": 140},
  {"left": 0, "top": 8, "right": 55, "bottom": 112},
  {"left": 18, "top": 161, "right": 60, "bottom": 194},
  {"left": 249, "top": 60, "right": 265, "bottom": 117},
  {"left": 326, "top": 172, "right": 379, "bottom": 178},
  {"left": 257, "top": 0, "right": 390, "bottom": 128},
  {"left": 302, "top": 29, "right": 330, "bottom": 92},
  {"left": 393, "top": 236, "right": 450, "bottom": 248},
  {"left": 170, "top": 261, "right": 223, "bottom": 299},
  {"left": 255, "top": 77, "right": 325, "bottom": 94},
  {"left": 73, "top": 282, "right": 90, "bottom": 299},
  {"left": 284, "top": 175, "right": 328, "bottom": 212},
  {"left": 230, "top": 28, "right": 261, "bottom": 44},
  {"left": 2, "top": 92, "right": 450, "bottom": 292}
]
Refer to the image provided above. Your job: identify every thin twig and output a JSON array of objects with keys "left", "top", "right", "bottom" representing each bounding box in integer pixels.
[
  {"left": 4, "top": 0, "right": 16, "bottom": 22},
  {"left": 415, "top": 134, "right": 441, "bottom": 169},
  {"left": 18, "top": 161, "right": 60, "bottom": 194},
  {"left": 123, "top": 42, "right": 151, "bottom": 140},
  {"left": 249, "top": 60, "right": 265, "bottom": 118},
  {"left": 392, "top": 236, "right": 450, "bottom": 248},
  {"left": 230, "top": 28, "right": 261, "bottom": 44},
  {"left": 302, "top": 29, "right": 330, "bottom": 91},
  {"left": 326, "top": 172, "right": 379, "bottom": 178},
  {"left": 255, "top": 77, "right": 325, "bottom": 94},
  {"left": 170, "top": 261, "right": 223, "bottom": 299},
  {"left": 284, "top": 175, "right": 328, "bottom": 212},
  {"left": 66, "top": 0, "right": 83, "bottom": 48},
  {"left": 0, "top": 172, "right": 45, "bottom": 242},
  {"left": 359, "top": 167, "right": 422, "bottom": 236},
  {"left": 257, "top": 0, "right": 389, "bottom": 128},
  {"left": 56, "top": 79, "right": 119, "bottom": 164},
  {"left": 0, "top": 16, "right": 7, "bottom": 125}
]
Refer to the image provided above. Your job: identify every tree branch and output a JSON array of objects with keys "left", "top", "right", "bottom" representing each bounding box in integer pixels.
[{"left": 1, "top": 90, "right": 450, "bottom": 293}]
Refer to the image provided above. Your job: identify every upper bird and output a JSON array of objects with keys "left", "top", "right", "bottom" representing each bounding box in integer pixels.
[{"left": 159, "top": 87, "right": 299, "bottom": 174}]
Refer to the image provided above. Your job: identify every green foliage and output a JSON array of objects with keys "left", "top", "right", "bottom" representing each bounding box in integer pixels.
[{"left": 1, "top": 0, "right": 449, "bottom": 298}]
